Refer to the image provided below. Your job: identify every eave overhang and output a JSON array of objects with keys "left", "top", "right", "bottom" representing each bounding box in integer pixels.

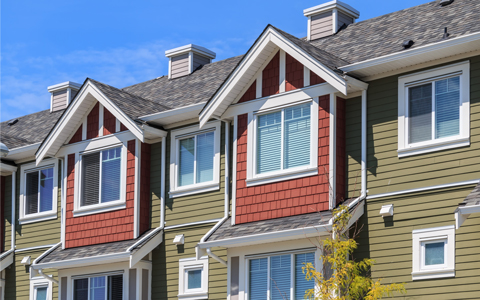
[
  {"left": 139, "top": 102, "right": 206, "bottom": 127},
  {"left": 35, "top": 79, "right": 166, "bottom": 165},
  {"left": 0, "top": 162, "right": 17, "bottom": 176},
  {"left": 0, "top": 249, "right": 14, "bottom": 272},
  {"left": 340, "top": 31, "right": 480, "bottom": 80}
]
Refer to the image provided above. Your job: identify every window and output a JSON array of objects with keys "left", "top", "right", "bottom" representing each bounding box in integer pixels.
[
  {"left": 178, "top": 257, "right": 209, "bottom": 300},
  {"left": 73, "top": 274, "right": 123, "bottom": 300},
  {"left": 398, "top": 61, "right": 470, "bottom": 157},
  {"left": 34, "top": 286, "right": 48, "bottom": 300},
  {"left": 248, "top": 251, "right": 315, "bottom": 300},
  {"left": 19, "top": 159, "right": 58, "bottom": 224},
  {"left": 412, "top": 225, "right": 455, "bottom": 280},
  {"left": 29, "top": 277, "right": 52, "bottom": 300},
  {"left": 170, "top": 122, "right": 221, "bottom": 198},
  {"left": 246, "top": 100, "right": 318, "bottom": 186}
]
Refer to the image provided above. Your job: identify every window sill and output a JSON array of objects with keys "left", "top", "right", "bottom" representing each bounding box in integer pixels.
[
  {"left": 246, "top": 167, "right": 318, "bottom": 187},
  {"left": 398, "top": 137, "right": 469, "bottom": 158},
  {"left": 412, "top": 268, "right": 455, "bottom": 280},
  {"left": 178, "top": 292, "right": 208, "bottom": 300},
  {"left": 169, "top": 182, "right": 219, "bottom": 198},
  {"left": 19, "top": 212, "right": 57, "bottom": 225},
  {"left": 73, "top": 200, "right": 126, "bottom": 217}
]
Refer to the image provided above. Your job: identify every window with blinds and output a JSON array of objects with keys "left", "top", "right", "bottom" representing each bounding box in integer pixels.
[
  {"left": 25, "top": 167, "right": 54, "bottom": 215},
  {"left": 74, "top": 274, "right": 123, "bottom": 300},
  {"left": 256, "top": 103, "right": 311, "bottom": 175},
  {"left": 248, "top": 252, "right": 315, "bottom": 300},
  {"left": 178, "top": 131, "right": 215, "bottom": 187},
  {"left": 81, "top": 146, "right": 122, "bottom": 207},
  {"left": 408, "top": 76, "right": 461, "bottom": 145}
]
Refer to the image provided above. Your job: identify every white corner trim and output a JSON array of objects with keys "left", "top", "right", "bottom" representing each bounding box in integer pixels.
[
  {"left": 329, "top": 93, "right": 336, "bottom": 209},
  {"left": 133, "top": 139, "right": 140, "bottom": 238},
  {"left": 98, "top": 103, "right": 104, "bottom": 137},
  {"left": 231, "top": 115, "right": 238, "bottom": 226},
  {"left": 279, "top": 49, "right": 286, "bottom": 93}
]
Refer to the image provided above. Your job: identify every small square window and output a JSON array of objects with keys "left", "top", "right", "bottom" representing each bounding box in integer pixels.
[
  {"left": 412, "top": 226, "right": 455, "bottom": 280},
  {"left": 29, "top": 278, "right": 52, "bottom": 300},
  {"left": 178, "top": 257, "right": 209, "bottom": 299}
]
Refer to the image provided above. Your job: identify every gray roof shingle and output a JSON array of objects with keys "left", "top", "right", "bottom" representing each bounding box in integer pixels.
[
  {"left": 206, "top": 211, "right": 332, "bottom": 242},
  {"left": 309, "top": 0, "right": 480, "bottom": 65},
  {"left": 459, "top": 182, "right": 480, "bottom": 208}
]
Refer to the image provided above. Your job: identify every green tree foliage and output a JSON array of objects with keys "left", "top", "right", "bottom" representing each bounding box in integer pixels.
[{"left": 302, "top": 205, "right": 406, "bottom": 300}]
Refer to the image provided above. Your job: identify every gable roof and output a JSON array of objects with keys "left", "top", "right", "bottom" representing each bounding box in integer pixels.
[{"left": 310, "top": 0, "right": 480, "bottom": 65}]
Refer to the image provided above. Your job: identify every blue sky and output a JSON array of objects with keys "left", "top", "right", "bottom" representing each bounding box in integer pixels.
[{"left": 1, "top": 0, "right": 431, "bottom": 122}]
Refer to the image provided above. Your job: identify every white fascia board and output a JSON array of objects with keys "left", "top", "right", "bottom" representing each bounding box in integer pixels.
[
  {"left": 0, "top": 249, "right": 14, "bottom": 271},
  {"left": 47, "top": 81, "right": 82, "bottom": 93},
  {"left": 197, "top": 224, "right": 332, "bottom": 249},
  {"left": 5, "top": 143, "right": 40, "bottom": 162},
  {"left": 0, "top": 163, "right": 17, "bottom": 176},
  {"left": 458, "top": 204, "right": 480, "bottom": 215},
  {"left": 129, "top": 230, "right": 163, "bottom": 268},
  {"left": 340, "top": 31, "right": 480, "bottom": 79},
  {"left": 32, "top": 252, "right": 130, "bottom": 270},
  {"left": 36, "top": 80, "right": 145, "bottom": 164},
  {"left": 199, "top": 27, "right": 348, "bottom": 127},
  {"left": 165, "top": 44, "right": 216, "bottom": 59},
  {"left": 139, "top": 102, "right": 205, "bottom": 126},
  {"left": 303, "top": 0, "right": 359, "bottom": 19}
]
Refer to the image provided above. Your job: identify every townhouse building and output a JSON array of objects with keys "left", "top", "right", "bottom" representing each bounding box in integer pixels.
[{"left": 1, "top": 0, "right": 479, "bottom": 299}]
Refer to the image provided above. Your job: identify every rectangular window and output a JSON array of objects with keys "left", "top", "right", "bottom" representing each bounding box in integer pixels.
[
  {"left": 34, "top": 286, "right": 48, "bottom": 300},
  {"left": 25, "top": 167, "right": 54, "bottom": 215},
  {"left": 256, "top": 103, "right": 311, "bottom": 174},
  {"left": 73, "top": 274, "right": 122, "bottom": 300},
  {"left": 248, "top": 252, "right": 315, "bottom": 300},
  {"left": 178, "top": 257, "right": 209, "bottom": 299},
  {"left": 81, "top": 146, "right": 122, "bottom": 206},
  {"left": 178, "top": 131, "right": 214, "bottom": 186}
]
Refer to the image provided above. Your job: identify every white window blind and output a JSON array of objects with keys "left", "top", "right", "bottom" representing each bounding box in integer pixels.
[
  {"left": 178, "top": 131, "right": 214, "bottom": 187},
  {"left": 101, "top": 147, "right": 121, "bottom": 203},
  {"left": 270, "top": 255, "right": 291, "bottom": 300},
  {"left": 295, "top": 253, "right": 315, "bottom": 300},
  {"left": 256, "top": 103, "right": 311, "bottom": 175},
  {"left": 435, "top": 77, "right": 460, "bottom": 138},
  {"left": 249, "top": 258, "right": 268, "bottom": 300},
  {"left": 25, "top": 167, "right": 54, "bottom": 215}
]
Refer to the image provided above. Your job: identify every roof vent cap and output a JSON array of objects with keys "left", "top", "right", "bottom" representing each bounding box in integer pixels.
[
  {"left": 439, "top": 0, "right": 454, "bottom": 6},
  {"left": 7, "top": 119, "right": 18, "bottom": 126},
  {"left": 402, "top": 39, "right": 414, "bottom": 49},
  {"left": 47, "top": 81, "right": 82, "bottom": 112},
  {"left": 165, "top": 44, "right": 216, "bottom": 79}
]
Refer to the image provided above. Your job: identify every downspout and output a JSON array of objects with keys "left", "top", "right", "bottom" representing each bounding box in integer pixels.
[
  {"left": 31, "top": 242, "right": 62, "bottom": 285},
  {"left": 161, "top": 136, "right": 166, "bottom": 229},
  {"left": 11, "top": 171, "right": 16, "bottom": 251},
  {"left": 59, "top": 157, "right": 66, "bottom": 249},
  {"left": 206, "top": 248, "right": 227, "bottom": 266},
  {"left": 38, "top": 269, "right": 59, "bottom": 285}
]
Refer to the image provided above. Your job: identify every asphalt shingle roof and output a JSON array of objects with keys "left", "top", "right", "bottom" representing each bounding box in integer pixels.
[
  {"left": 310, "top": 0, "right": 480, "bottom": 65},
  {"left": 459, "top": 182, "right": 480, "bottom": 208}
]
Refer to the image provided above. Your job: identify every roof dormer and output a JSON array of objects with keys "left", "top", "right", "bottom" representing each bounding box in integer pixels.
[
  {"left": 165, "top": 44, "right": 216, "bottom": 79},
  {"left": 48, "top": 81, "right": 82, "bottom": 112}
]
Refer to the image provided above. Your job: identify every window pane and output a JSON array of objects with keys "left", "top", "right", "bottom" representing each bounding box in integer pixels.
[
  {"left": 39, "top": 168, "right": 54, "bottom": 212},
  {"left": 101, "top": 147, "right": 121, "bottom": 203},
  {"left": 295, "top": 253, "right": 315, "bottom": 300},
  {"left": 35, "top": 287, "right": 48, "bottom": 300},
  {"left": 425, "top": 242, "right": 445, "bottom": 265},
  {"left": 249, "top": 258, "right": 268, "bottom": 300},
  {"left": 435, "top": 76, "right": 460, "bottom": 139},
  {"left": 26, "top": 172, "right": 39, "bottom": 215},
  {"left": 82, "top": 152, "right": 100, "bottom": 206},
  {"left": 187, "top": 269, "right": 202, "bottom": 290},
  {"left": 284, "top": 104, "right": 311, "bottom": 169},
  {"left": 90, "top": 276, "right": 106, "bottom": 300},
  {"left": 409, "top": 83, "right": 432, "bottom": 143},
  {"left": 270, "top": 255, "right": 291, "bottom": 300},
  {"left": 257, "top": 112, "right": 282, "bottom": 174},
  {"left": 108, "top": 275, "right": 123, "bottom": 300},
  {"left": 196, "top": 132, "right": 214, "bottom": 183},
  {"left": 179, "top": 137, "right": 195, "bottom": 186},
  {"left": 74, "top": 278, "right": 88, "bottom": 300}
]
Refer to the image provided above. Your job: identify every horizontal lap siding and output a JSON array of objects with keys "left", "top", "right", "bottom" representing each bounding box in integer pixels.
[
  {"left": 52, "top": 90, "right": 67, "bottom": 112},
  {"left": 235, "top": 95, "right": 331, "bottom": 224},
  {"left": 366, "top": 56, "right": 480, "bottom": 196},
  {"left": 3, "top": 175, "right": 12, "bottom": 251},
  {"left": 150, "top": 142, "right": 162, "bottom": 228},
  {"left": 192, "top": 54, "right": 210, "bottom": 71},
  {"left": 310, "top": 12, "right": 332, "bottom": 40},
  {"left": 336, "top": 97, "right": 346, "bottom": 204},
  {"left": 4, "top": 249, "right": 58, "bottom": 300},
  {"left": 171, "top": 54, "right": 190, "bottom": 78},
  {"left": 345, "top": 96, "right": 362, "bottom": 199},
  {"left": 151, "top": 225, "right": 227, "bottom": 300},
  {"left": 1, "top": 176, "right": 4, "bottom": 252},
  {"left": 354, "top": 186, "right": 480, "bottom": 299},
  {"left": 140, "top": 143, "right": 151, "bottom": 235}
]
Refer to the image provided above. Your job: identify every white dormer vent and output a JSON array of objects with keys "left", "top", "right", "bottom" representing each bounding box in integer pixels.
[
  {"left": 165, "top": 44, "right": 216, "bottom": 79},
  {"left": 48, "top": 81, "right": 82, "bottom": 112},
  {"left": 304, "top": 0, "right": 359, "bottom": 41}
]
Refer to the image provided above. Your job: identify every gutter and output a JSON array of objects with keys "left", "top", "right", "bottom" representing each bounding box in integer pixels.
[{"left": 455, "top": 203, "right": 480, "bottom": 229}]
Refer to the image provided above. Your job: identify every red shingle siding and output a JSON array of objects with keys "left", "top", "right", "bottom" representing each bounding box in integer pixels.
[
  {"left": 139, "top": 143, "right": 151, "bottom": 235},
  {"left": 336, "top": 97, "right": 346, "bottom": 204},
  {"left": 65, "top": 141, "right": 136, "bottom": 248},
  {"left": 87, "top": 103, "right": 99, "bottom": 140},
  {"left": 103, "top": 108, "right": 116, "bottom": 136},
  {"left": 238, "top": 80, "right": 257, "bottom": 103},
  {"left": 235, "top": 95, "right": 331, "bottom": 224},
  {"left": 262, "top": 51, "right": 280, "bottom": 97},
  {"left": 285, "top": 53, "right": 304, "bottom": 91},
  {"left": 69, "top": 124, "right": 83, "bottom": 144},
  {"left": 0, "top": 176, "right": 5, "bottom": 252},
  {"left": 120, "top": 123, "right": 128, "bottom": 132},
  {"left": 310, "top": 71, "right": 326, "bottom": 86}
]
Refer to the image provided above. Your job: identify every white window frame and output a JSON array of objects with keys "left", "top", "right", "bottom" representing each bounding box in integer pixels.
[
  {"left": 412, "top": 225, "right": 455, "bottom": 280},
  {"left": 30, "top": 276, "right": 52, "bottom": 300},
  {"left": 178, "top": 257, "right": 209, "bottom": 300},
  {"left": 244, "top": 248, "right": 318, "bottom": 300},
  {"left": 73, "top": 142, "right": 128, "bottom": 217},
  {"left": 398, "top": 61, "right": 470, "bottom": 157},
  {"left": 71, "top": 271, "right": 124, "bottom": 300},
  {"left": 19, "top": 158, "right": 59, "bottom": 224},
  {"left": 169, "top": 122, "right": 221, "bottom": 198},
  {"left": 246, "top": 98, "right": 319, "bottom": 186}
]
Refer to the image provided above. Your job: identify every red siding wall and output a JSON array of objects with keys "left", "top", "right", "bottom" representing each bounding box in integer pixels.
[
  {"left": 285, "top": 54, "right": 304, "bottom": 91},
  {"left": 235, "top": 95, "right": 331, "bottom": 224},
  {"left": 139, "top": 143, "right": 151, "bottom": 235},
  {"left": 65, "top": 140, "right": 136, "bottom": 248},
  {"left": 336, "top": 97, "right": 346, "bottom": 204},
  {"left": 262, "top": 52, "right": 280, "bottom": 97},
  {"left": 310, "top": 71, "right": 326, "bottom": 86},
  {"left": 0, "top": 176, "right": 4, "bottom": 252},
  {"left": 238, "top": 80, "right": 257, "bottom": 103},
  {"left": 69, "top": 124, "right": 83, "bottom": 144},
  {"left": 86, "top": 103, "right": 100, "bottom": 140},
  {"left": 120, "top": 123, "right": 128, "bottom": 131},
  {"left": 103, "top": 108, "right": 116, "bottom": 136}
]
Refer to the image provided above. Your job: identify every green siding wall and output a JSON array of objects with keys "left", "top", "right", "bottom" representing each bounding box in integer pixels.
[
  {"left": 150, "top": 142, "right": 162, "bottom": 228},
  {"left": 4, "top": 249, "right": 58, "bottom": 300},
  {"left": 345, "top": 96, "right": 362, "bottom": 199}
]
